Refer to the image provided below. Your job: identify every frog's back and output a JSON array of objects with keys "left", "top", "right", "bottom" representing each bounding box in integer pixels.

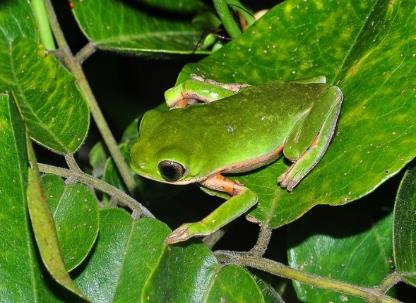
[{"left": 160, "top": 82, "right": 329, "bottom": 175}]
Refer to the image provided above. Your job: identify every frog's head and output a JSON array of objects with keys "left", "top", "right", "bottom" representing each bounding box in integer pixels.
[{"left": 130, "top": 109, "right": 204, "bottom": 185}]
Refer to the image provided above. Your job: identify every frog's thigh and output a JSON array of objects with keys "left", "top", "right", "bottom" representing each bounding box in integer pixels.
[
  {"left": 164, "top": 79, "right": 238, "bottom": 108},
  {"left": 283, "top": 86, "right": 342, "bottom": 161},
  {"left": 165, "top": 175, "right": 258, "bottom": 244},
  {"left": 280, "top": 86, "right": 343, "bottom": 190}
]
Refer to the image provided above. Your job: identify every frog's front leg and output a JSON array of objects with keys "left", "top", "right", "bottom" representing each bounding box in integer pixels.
[
  {"left": 165, "top": 174, "right": 258, "bottom": 244},
  {"left": 164, "top": 78, "right": 249, "bottom": 109},
  {"left": 279, "top": 86, "right": 343, "bottom": 190},
  {"left": 191, "top": 74, "right": 250, "bottom": 93}
]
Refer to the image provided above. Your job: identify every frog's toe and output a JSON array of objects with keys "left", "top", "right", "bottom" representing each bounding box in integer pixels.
[
  {"left": 277, "top": 170, "right": 290, "bottom": 187},
  {"left": 278, "top": 170, "right": 297, "bottom": 191},
  {"left": 165, "top": 224, "right": 191, "bottom": 245}
]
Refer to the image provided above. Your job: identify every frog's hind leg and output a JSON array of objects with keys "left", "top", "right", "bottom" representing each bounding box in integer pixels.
[
  {"left": 165, "top": 77, "right": 249, "bottom": 109},
  {"left": 279, "top": 86, "right": 343, "bottom": 191}
]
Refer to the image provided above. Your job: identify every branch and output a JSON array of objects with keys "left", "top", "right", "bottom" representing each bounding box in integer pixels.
[
  {"left": 377, "top": 272, "right": 402, "bottom": 293},
  {"left": 248, "top": 224, "right": 272, "bottom": 256},
  {"left": 75, "top": 42, "right": 97, "bottom": 64},
  {"left": 38, "top": 163, "right": 154, "bottom": 218},
  {"left": 216, "top": 251, "right": 401, "bottom": 303},
  {"left": 43, "top": 0, "right": 136, "bottom": 194}
]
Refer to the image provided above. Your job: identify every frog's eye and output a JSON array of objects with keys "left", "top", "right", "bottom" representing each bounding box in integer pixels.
[{"left": 158, "top": 160, "right": 186, "bottom": 181}]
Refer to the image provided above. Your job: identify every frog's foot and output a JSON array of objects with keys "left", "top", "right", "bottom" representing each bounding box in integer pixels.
[
  {"left": 278, "top": 165, "right": 300, "bottom": 191},
  {"left": 165, "top": 224, "right": 192, "bottom": 244}
]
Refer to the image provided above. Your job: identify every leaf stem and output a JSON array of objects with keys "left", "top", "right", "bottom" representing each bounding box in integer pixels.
[
  {"left": 377, "top": 272, "right": 402, "bottom": 293},
  {"left": 38, "top": 163, "right": 154, "bottom": 218},
  {"left": 248, "top": 224, "right": 272, "bottom": 256},
  {"left": 213, "top": 0, "right": 241, "bottom": 39},
  {"left": 216, "top": 251, "right": 401, "bottom": 303},
  {"left": 43, "top": 0, "right": 137, "bottom": 194},
  {"left": 75, "top": 42, "right": 97, "bottom": 64},
  {"left": 32, "top": 0, "right": 55, "bottom": 50},
  {"left": 65, "top": 154, "right": 82, "bottom": 173}
]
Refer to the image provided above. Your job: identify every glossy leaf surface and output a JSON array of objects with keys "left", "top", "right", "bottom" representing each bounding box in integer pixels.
[
  {"left": 134, "top": 0, "right": 205, "bottom": 13},
  {"left": 178, "top": 0, "right": 416, "bottom": 228},
  {"left": 0, "top": 93, "right": 75, "bottom": 302},
  {"left": 394, "top": 167, "right": 416, "bottom": 286},
  {"left": 288, "top": 208, "right": 393, "bottom": 302},
  {"left": 0, "top": 0, "right": 89, "bottom": 153},
  {"left": 0, "top": 94, "right": 32, "bottom": 301},
  {"left": 72, "top": 0, "right": 211, "bottom": 55},
  {"left": 74, "top": 209, "right": 267, "bottom": 302},
  {"left": 43, "top": 175, "right": 99, "bottom": 271},
  {"left": 27, "top": 141, "right": 87, "bottom": 300}
]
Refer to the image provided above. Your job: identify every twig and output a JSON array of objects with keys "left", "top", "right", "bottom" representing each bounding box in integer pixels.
[
  {"left": 376, "top": 272, "right": 402, "bottom": 293},
  {"left": 65, "top": 154, "right": 82, "bottom": 173},
  {"left": 75, "top": 42, "right": 97, "bottom": 64},
  {"left": 248, "top": 224, "right": 272, "bottom": 256},
  {"left": 43, "top": 0, "right": 136, "bottom": 194},
  {"left": 38, "top": 163, "right": 154, "bottom": 218},
  {"left": 216, "top": 251, "right": 401, "bottom": 303}
]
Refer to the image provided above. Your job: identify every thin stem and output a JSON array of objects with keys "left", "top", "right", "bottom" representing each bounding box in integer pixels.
[
  {"left": 377, "top": 272, "right": 402, "bottom": 293},
  {"left": 213, "top": 0, "right": 241, "bottom": 39},
  {"left": 248, "top": 224, "right": 272, "bottom": 256},
  {"left": 32, "top": 0, "right": 55, "bottom": 50},
  {"left": 38, "top": 163, "right": 154, "bottom": 218},
  {"left": 216, "top": 252, "right": 401, "bottom": 303},
  {"left": 65, "top": 154, "right": 82, "bottom": 173},
  {"left": 75, "top": 42, "right": 97, "bottom": 64},
  {"left": 43, "top": 0, "right": 136, "bottom": 194}
]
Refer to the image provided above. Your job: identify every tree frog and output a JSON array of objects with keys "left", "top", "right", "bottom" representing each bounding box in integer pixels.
[{"left": 130, "top": 75, "right": 343, "bottom": 244}]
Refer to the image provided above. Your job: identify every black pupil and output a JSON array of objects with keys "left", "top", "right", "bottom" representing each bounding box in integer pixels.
[{"left": 158, "top": 161, "right": 185, "bottom": 181}]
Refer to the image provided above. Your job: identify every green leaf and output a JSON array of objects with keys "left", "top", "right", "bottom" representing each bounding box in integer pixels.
[
  {"left": 0, "top": 1, "right": 89, "bottom": 153},
  {"left": 254, "top": 277, "right": 285, "bottom": 303},
  {"left": 205, "top": 265, "right": 264, "bottom": 303},
  {"left": 74, "top": 209, "right": 268, "bottom": 302},
  {"left": 72, "top": 0, "right": 211, "bottom": 55},
  {"left": 0, "top": 93, "right": 33, "bottom": 300},
  {"left": 75, "top": 209, "right": 169, "bottom": 301},
  {"left": 134, "top": 0, "right": 205, "bottom": 13},
  {"left": 27, "top": 141, "right": 87, "bottom": 301},
  {"left": 178, "top": 0, "right": 416, "bottom": 228},
  {"left": 287, "top": 209, "right": 393, "bottom": 302},
  {"left": 393, "top": 167, "right": 416, "bottom": 286},
  {"left": 0, "top": 92, "right": 79, "bottom": 303},
  {"left": 121, "top": 117, "right": 140, "bottom": 147},
  {"left": 88, "top": 142, "right": 107, "bottom": 177},
  {"left": 42, "top": 175, "right": 99, "bottom": 271}
]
